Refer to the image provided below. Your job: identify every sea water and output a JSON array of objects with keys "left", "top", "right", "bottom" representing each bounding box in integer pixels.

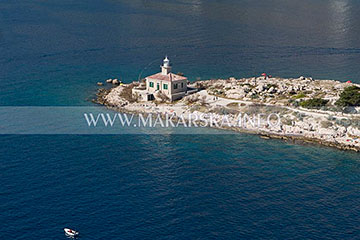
[{"left": 1, "top": 0, "right": 360, "bottom": 239}]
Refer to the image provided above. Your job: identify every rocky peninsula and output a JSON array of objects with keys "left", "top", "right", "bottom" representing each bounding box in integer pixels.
[{"left": 95, "top": 76, "right": 360, "bottom": 152}]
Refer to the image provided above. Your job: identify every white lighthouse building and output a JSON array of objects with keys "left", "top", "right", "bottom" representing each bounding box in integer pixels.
[
  {"left": 161, "top": 56, "right": 172, "bottom": 75},
  {"left": 132, "top": 57, "right": 189, "bottom": 101}
]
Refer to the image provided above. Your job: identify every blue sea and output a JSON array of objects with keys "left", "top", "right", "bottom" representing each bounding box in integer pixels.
[{"left": 1, "top": 0, "right": 360, "bottom": 239}]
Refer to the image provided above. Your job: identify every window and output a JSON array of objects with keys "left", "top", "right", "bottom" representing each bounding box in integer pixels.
[
  {"left": 181, "top": 82, "right": 184, "bottom": 88},
  {"left": 163, "top": 84, "right": 168, "bottom": 90},
  {"left": 174, "top": 84, "right": 178, "bottom": 89},
  {"left": 149, "top": 82, "right": 154, "bottom": 88}
]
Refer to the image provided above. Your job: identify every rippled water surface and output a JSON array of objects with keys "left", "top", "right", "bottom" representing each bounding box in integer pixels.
[
  {"left": 2, "top": 135, "right": 360, "bottom": 239},
  {"left": 1, "top": 1, "right": 360, "bottom": 239},
  {"left": 1, "top": 0, "right": 360, "bottom": 105}
]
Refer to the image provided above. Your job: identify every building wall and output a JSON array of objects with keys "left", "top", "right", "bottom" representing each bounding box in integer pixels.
[
  {"left": 146, "top": 78, "right": 188, "bottom": 101},
  {"left": 146, "top": 78, "right": 170, "bottom": 96},
  {"left": 170, "top": 80, "right": 187, "bottom": 95}
]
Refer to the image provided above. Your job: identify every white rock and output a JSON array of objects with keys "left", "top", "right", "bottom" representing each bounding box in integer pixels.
[
  {"left": 318, "top": 128, "right": 337, "bottom": 135},
  {"left": 268, "top": 87, "right": 276, "bottom": 93},
  {"left": 348, "top": 126, "right": 360, "bottom": 137}
]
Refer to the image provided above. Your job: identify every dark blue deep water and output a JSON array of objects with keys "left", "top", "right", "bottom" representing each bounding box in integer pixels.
[{"left": 1, "top": 1, "right": 360, "bottom": 239}]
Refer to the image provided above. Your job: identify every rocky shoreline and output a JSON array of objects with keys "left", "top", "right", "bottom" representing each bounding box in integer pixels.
[{"left": 94, "top": 76, "right": 360, "bottom": 152}]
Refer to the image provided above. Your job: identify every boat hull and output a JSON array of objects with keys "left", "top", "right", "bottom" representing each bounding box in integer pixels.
[{"left": 64, "top": 228, "right": 79, "bottom": 237}]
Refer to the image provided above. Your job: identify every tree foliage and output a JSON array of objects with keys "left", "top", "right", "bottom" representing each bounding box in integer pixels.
[
  {"left": 335, "top": 86, "right": 360, "bottom": 107},
  {"left": 299, "top": 98, "right": 329, "bottom": 109}
]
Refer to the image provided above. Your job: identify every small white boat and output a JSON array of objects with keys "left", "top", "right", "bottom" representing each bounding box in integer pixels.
[{"left": 64, "top": 228, "right": 79, "bottom": 237}]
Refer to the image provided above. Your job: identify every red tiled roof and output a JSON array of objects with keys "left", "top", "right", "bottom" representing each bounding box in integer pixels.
[{"left": 146, "top": 72, "right": 187, "bottom": 82}]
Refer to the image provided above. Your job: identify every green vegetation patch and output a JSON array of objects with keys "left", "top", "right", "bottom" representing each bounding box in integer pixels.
[
  {"left": 335, "top": 86, "right": 360, "bottom": 107},
  {"left": 299, "top": 98, "right": 329, "bottom": 109},
  {"left": 292, "top": 92, "right": 306, "bottom": 99}
]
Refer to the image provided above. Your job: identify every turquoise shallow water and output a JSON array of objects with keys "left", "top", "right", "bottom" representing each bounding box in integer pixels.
[{"left": 1, "top": 0, "right": 360, "bottom": 239}]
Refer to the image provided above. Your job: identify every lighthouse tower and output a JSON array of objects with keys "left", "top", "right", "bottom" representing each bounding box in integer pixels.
[{"left": 161, "top": 56, "right": 172, "bottom": 75}]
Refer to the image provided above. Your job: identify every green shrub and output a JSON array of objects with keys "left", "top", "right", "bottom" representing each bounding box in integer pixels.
[
  {"left": 299, "top": 98, "right": 329, "bottom": 109},
  {"left": 292, "top": 100, "right": 300, "bottom": 107},
  {"left": 250, "top": 93, "right": 259, "bottom": 99},
  {"left": 335, "top": 86, "right": 360, "bottom": 107},
  {"left": 292, "top": 92, "right": 306, "bottom": 99}
]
